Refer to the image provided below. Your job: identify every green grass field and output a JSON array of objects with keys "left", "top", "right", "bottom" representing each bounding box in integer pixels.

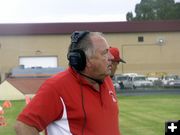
[
  {"left": 0, "top": 94, "right": 180, "bottom": 135},
  {"left": 0, "top": 100, "right": 25, "bottom": 135},
  {"left": 118, "top": 94, "right": 180, "bottom": 135}
]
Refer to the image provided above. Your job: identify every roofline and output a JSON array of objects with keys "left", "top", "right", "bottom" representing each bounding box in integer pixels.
[{"left": 0, "top": 20, "right": 180, "bottom": 35}]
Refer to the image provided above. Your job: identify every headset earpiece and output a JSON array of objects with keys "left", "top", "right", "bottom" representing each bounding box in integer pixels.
[
  {"left": 67, "top": 31, "right": 89, "bottom": 71},
  {"left": 67, "top": 49, "right": 86, "bottom": 71}
]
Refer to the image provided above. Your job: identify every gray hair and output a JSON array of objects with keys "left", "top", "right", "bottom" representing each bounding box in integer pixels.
[{"left": 68, "top": 32, "right": 103, "bottom": 59}]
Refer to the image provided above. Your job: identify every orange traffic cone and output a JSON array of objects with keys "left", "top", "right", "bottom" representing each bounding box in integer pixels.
[
  {"left": 0, "top": 116, "right": 7, "bottom": 126},
  {"left": 2, "top": 100, "right": 12, "bottom": 108}
]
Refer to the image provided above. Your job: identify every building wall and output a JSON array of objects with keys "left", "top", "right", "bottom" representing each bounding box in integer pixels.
[
  {"left": 0, "top": 32, "right": 180, "bottom": 81},
  {"left": 0, "top": 34, "right": 70, "bottom": 81},
  {"left": 105, "top": 32, "right": 180, "bottom": 75}
]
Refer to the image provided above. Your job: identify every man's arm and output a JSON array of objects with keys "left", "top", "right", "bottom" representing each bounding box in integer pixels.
[{"left": 14, "top": 121, "right": 39, "bottom": 135}]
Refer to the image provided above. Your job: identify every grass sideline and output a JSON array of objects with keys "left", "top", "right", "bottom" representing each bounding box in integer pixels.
[
  {"left": 0, "top": 94, "right": 180, "bottom": 135},
  {"left": 118, "top": 94, "right": 180, "bottom": 135},
  {"left": 0, "top": 100, "right": 25, "bottom": 135}
]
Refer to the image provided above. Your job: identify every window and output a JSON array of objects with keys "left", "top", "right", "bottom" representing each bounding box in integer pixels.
[
  {"left": 19, "top": 56, "right": 58, "bottom": 68},
  {"left": 138, "top": 36, "right": 144, "bottom": 42}
]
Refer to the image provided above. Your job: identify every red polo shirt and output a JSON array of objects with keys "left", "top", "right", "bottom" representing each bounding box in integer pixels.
[{"left": 17, "top": 67, "right": 121, "bottom": 135}]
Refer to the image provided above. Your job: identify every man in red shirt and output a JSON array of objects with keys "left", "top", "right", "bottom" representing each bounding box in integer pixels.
[
  {"left": 15, "top": 31, "right": 121, "bottom": 135},
  {"left": 109, "top": 47, "right": 126, "bottom": 78}
]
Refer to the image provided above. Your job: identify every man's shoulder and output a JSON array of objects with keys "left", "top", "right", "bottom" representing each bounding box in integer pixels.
[{"left": 47, "top": 69, "right": 71, "bottom": 82}]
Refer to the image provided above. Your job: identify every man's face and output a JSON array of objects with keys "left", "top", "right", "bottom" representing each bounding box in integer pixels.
[
  {"left": 87, "top": 35, "right": 113, "bottom": 80},
  {"left": 110, "top": 61, "right": 119, "bottom": 78}
]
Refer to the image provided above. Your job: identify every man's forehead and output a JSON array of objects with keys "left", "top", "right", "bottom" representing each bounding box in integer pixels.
[{"left": 92, "top": 36, "right": 109, "bottom": 46}]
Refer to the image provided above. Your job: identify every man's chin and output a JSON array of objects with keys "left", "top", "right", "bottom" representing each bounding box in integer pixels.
[{"left": 106, "top": 71, "right": 112, "bottom": 76}]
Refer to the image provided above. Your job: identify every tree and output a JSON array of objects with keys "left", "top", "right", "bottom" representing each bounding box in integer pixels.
[
  {"left": 126, "top": 0, "right": 180, "bottom": 21},
  {"left": 126, "top": 12, "right": 133, "bottom": 21},
  {"left": 172, "top": 3, "right": 180, "bottom": 19}
]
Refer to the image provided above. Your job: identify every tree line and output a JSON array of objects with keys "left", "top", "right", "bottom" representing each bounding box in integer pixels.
[{"left": 126, "top": 0, "right": 180, "bottom": 21}]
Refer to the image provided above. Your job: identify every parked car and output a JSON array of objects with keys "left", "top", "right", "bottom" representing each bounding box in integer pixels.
[
  {"left": 131, "top": 75, "right": 154, "bottom": 89},
  {"left": 165, "top": 77, "right": 180, "bottom": 88},
  {"left": 161, "top": 75, "right": 178, "bottom": 87},
  {"left": 122, "top": 73, "right": 138, "bottom": 77},
  {"left": 114, "top": 75, "right": 134, "bottom": 89},
  {"left": 147, "top": 76, "right": 159, "bottom": 82},
  {"left": 147, "top": 76, "right": 161, "bottom": 86}
]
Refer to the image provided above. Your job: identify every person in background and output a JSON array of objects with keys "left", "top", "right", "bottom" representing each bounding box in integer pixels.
[
  {"left": 109, "top": 47, "right": 126, "bottom": 78},
  {"left": 14, "top": 31, "right": 121, "bottom": 135}
]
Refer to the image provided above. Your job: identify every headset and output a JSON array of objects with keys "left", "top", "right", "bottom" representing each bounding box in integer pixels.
[
  {"left": 67, "top": 31, "right": 103, "bottom": 84},
  {"left": 67, "top": 31, "right": 90, "bottom": 71}
]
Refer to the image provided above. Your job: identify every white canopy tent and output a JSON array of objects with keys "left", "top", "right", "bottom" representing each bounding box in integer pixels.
[{"left": 0, "top": 81, "right": 25, "bottom": 100}]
